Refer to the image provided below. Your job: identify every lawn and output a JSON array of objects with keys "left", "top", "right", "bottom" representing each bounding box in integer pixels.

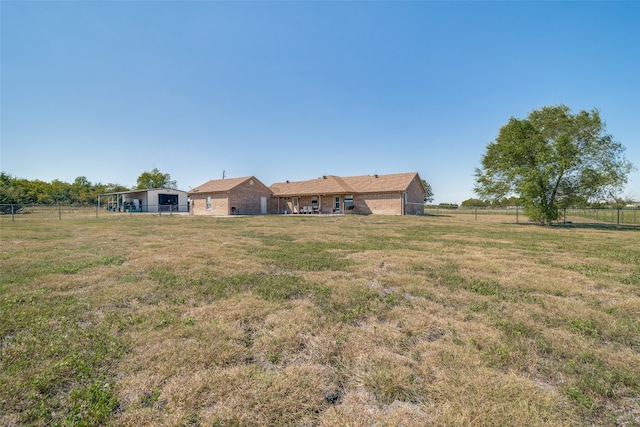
[{"left": 1, "top": 214, "right": 638, "bottom": 426}]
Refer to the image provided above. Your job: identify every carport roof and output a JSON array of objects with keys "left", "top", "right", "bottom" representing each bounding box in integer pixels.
[{"left": 98, "top": 188, "right": 185, "bottom": 196}]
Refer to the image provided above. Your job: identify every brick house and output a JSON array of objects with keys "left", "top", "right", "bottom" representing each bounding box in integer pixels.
[
  {"left": 188, "top": 176, "right": 272, "bottom": 215},
  {"left": 270, "top": 172, "right": 426, "bottom": 215}
]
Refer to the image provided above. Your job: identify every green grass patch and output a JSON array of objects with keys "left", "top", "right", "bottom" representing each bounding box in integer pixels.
[
  {"left": 0, "top": 293, "right": 125, "bottom": 426},
  {"left": 252, "top": 242, "right": 354, "bottom": 271},
  {"left": 563, "top": 350, "right": 640, "bottom": 412},
  {"left": 148, "top": 269, "right": 331, "bottom": 303},
  {"left": 65, "top": 378, "right": 120, "bottom": 426},
  {"left": 1, "top": 254, "right": 126, "bottom": 285}
]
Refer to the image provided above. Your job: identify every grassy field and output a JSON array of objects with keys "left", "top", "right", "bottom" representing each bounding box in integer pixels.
[{"left": 1, "top": 214, "right": 638, "bottom": 426}]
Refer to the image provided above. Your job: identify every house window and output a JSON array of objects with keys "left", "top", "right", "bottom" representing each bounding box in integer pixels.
[
  {"left": 311, "top": 196, "right": 318, "bottom": 205},
  {"left": 344, "top": 195, "right": 354, "bottom": 210},
  {"left": 206, "top": 196, "right": 211, "bottom": 210},
  {"left": 334, "top": 196, "right": 341, "bottom": 210}
]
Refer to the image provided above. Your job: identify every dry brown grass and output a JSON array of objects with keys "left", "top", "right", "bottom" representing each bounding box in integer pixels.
[{"left": 1, "top": 214, "right": 638, "bottom": 426}]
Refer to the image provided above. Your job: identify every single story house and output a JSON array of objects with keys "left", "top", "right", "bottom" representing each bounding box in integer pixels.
[
  {"left": 269, "top": 172, "right": 426, "bottom": 215},
  {"left": 188, "top": 176, "right": 273, "bottom": 216},
  {"left": 98, "top": 188, "right": 188, "bottom": 213}
]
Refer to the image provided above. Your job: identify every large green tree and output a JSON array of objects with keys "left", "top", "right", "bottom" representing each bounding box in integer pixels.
[
  {"left": 422, "top": 179, "right": 434, "bottom": 204},
  {"left": 474, "top": 105, "right": 633, "bottom": 225},
  {"left": 135, "top": 168, "right": 177, "bottom": 190}
]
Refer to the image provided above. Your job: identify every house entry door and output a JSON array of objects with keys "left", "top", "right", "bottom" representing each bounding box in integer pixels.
[{"left": 261, "top": 197, "right": 267, "bottom": 214}]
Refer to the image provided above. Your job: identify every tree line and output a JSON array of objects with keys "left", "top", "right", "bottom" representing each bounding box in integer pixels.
[
  {"left": 0, "top": 173, "right": 129, "bottom": 206},
  {"left": 0, "top": 168, "right": 177, "bottom": 208}
]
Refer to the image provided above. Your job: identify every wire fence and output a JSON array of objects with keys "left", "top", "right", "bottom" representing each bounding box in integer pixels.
[
  {"left": 565, "top": 207, "right": 640, "bottom": 226},
  {"left": 424, "top": 206, "right": 640, "bottom": 226},
  {"left": 2, "top": 204, "right": 639, "bottom": 226},
  {"left": 0, "top": 204, "right": 188, "bottom": 221}
]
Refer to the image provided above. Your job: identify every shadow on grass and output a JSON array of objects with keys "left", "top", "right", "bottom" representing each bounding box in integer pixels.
[
  {"left": 555, "top": 222, "right": 639, "bottom": 231},
  {"left": 501, "top": 221, "right": 639, "bottom": 231}
]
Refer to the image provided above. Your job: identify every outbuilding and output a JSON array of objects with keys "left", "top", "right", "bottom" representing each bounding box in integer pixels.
[
  {"left": 188, "top": 176, "right": 273, "bottom": 215},
  {"left": 98, "top": 188, "right": 189, "bottom": 213}
]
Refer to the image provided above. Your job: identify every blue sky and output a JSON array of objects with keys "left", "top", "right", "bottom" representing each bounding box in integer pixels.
[{"left": 2, "top": 1, "right": 638, "bottom": 204}]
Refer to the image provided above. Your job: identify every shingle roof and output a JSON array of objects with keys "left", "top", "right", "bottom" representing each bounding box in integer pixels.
[
  {"left": 188, "top": 176, "right": 260, "bottom": 194},
  {"left": 269, "top": 176, "right": 349, "bottom": 196},
  {"left": 342, "top": 173, "right": 420, "bottom": 193},
  {"left": 270, "top": 172, "right": 421, "bottom": 197}
]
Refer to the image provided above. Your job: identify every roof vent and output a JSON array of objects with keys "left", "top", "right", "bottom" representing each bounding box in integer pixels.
[
  {"left": 286, "top": 180, "right": 290, "bottom": 183},
  {"left": 374, "top": 174, "right": 379, "bottom": 178},
  {"left": 323, "top": 175, "right": 327, "bottom": 179}
]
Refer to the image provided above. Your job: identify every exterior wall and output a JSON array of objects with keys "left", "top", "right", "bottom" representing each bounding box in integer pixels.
[
  {"left": 279, "top": 197, "right": 294, "bottom": 214},
  {"left": 356, "top": 193, "right": 403, "bottom": 215},
  {"left": 277, "top": 197, "right": 296, "bottom": 214},
  {"left": 227, "top": 178, "right": 273, "bottom": 215},
  {"left": 190, "top": 178, "right": 274, "bottom": 216},
  {"left": 275, "top": 193, "right": 405, "bottom": 215},
  {"left": 405, "top": 177, "right": 426, "bottom": 215},
  {"left": 191, "top": 193, "right": 229, "bottom": 216},
  {"left": 177, "top": 191, "right": 190, "bottom": 212}
]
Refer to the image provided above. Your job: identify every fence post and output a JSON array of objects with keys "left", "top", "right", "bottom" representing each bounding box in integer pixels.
[
  {"left": 58, "top": 203, "right": 61, "bottom": 220},
  {"left": 12, "top": 204, "right": 15, "bottom": 222},
  {"left": 563, "top": 208, "right": 566, "bottom": 225},
  {"left": 516, "top": 206, "right": 519, "bottom": 224},
  {"left": 617, "top": 208, "right": 620, "bottom": 226},
  {"left": 474, "top": 207, "right": 478, "bottom": 221}
]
